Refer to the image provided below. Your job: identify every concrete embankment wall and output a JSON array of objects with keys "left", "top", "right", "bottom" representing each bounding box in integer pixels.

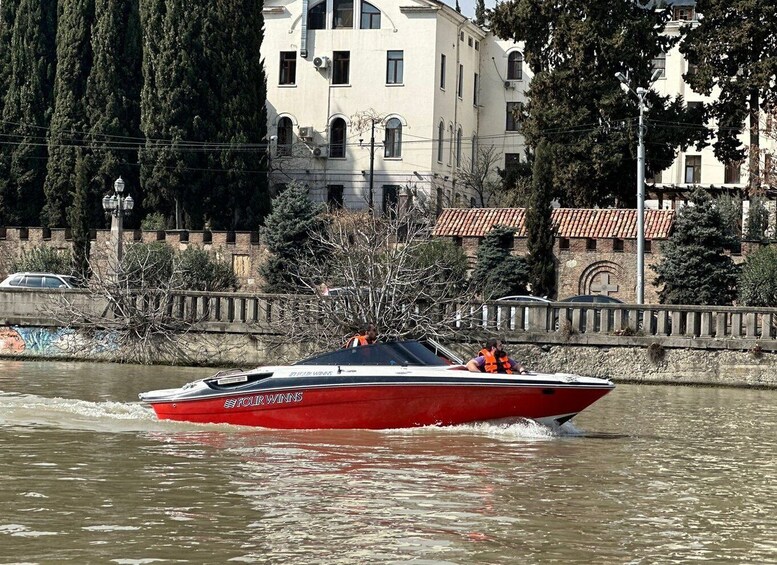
[{"left": 1, "top": 289, "right": 777, "bottom": 388}]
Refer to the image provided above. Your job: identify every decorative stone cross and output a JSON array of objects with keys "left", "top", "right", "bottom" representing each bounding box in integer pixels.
[{"left": 590, "top": 273, "right": 619, "bottom": 296}]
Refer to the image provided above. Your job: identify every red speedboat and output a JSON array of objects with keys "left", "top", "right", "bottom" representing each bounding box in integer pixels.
[{"left": 138, "top": 340, "right": 614, "bottom": 429}]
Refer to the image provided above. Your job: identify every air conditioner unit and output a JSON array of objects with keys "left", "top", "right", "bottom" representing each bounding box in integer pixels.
[
  {"left": 504, "top": 81, "right": 513, "bottom": 89},
  {"left": 298, "top": 126, "right": 314, "bottom": 141},
  {"left": 313, "top": 56, "right": 330, "bottom": 69},
  {"left": 312, "top": 146, "right": 328, "bottom": 158}
]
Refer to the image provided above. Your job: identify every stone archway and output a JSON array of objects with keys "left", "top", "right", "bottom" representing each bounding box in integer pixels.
[{"left": 578, "top": 261, "right": 624, "bottom": 297}]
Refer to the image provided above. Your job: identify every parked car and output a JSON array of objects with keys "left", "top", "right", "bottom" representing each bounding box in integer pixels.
[
  {"left": 558, "top": 294, "right": 624, "bottom": 331},
  {"left": 0, "top": 272, "right": 82, "bottom": 289}
]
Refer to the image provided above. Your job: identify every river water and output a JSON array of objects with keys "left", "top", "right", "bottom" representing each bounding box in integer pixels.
[{"left": 0, "top": 360, "right": 775, "bottom": 564}]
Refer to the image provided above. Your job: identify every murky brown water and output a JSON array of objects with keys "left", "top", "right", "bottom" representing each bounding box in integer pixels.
[{"left": 0, "top": 359, "right": 775, "bottom": 564}]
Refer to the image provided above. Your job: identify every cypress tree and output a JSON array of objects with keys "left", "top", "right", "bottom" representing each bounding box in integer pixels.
[
  {"left": 139, "top": 0, "right": 211, "bottom": 229},
  {"left": 474, "top": 0, "right": 487, "bottom": 27},
  {"left": 0, "top": 0, "right": 57, "bottom": 226},
  {"left": 68, "top": 151, "right": 91, "bottom": 280},
  {"left": 205, "top": 0, "right": 269, "bottom": 229},
  {"left": 0, "top": 0, "right": 17, "bottom": 103},
  {"left": 42, "top": 0, "right": 94, "bottom": 227},
  {"left": 86, "top": 0, "right": 142, "bottom": 226},
  {"left": 526, "top": 141, "right": 556, "bottom": 297}
]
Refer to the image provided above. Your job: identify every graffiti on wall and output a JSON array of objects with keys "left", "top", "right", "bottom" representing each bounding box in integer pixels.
[{"left": 0, "top": 326, "right": 119, "bottom": 357}]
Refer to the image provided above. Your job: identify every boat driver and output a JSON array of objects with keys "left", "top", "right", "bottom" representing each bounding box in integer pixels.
[
  {"left": 344, "top": 323, "right": 378, "bottom": 348},
  {"left": 466, "top": 338, "right": 528, "bottom": 374}
]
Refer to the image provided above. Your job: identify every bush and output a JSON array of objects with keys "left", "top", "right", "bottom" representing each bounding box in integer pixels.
[
  {"left": 177, "top": 247, "right": 237, "bottom": 291},
  {"left": 738, "top": 245, "right": 777, "bottom": 306},
  {"left": 11, "top": 246, "right": 73, "bottom": 275},
  {"left": 122, "top": 242, "right": 176, "bottom": 289}
]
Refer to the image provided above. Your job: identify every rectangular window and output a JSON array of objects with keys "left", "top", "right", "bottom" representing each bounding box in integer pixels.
[
  {"left": 504, "top": 153, "right": 520, "bottom": 175},
  {"left": 333, "top": 0, "right": 353, "bottom": 28},
  {"left": 559, "top": 238, "right": 570, "bottom": 250},
  {"left": 725, "top": 161, "right": 742, "bottom": 184},
  {"left": 386, "top": 50, "right": 403, "bottom": 84},
  {"left": 457, "top": 64, "right": 464, "bottom": 98},
  {"left": 506, "top": 102, "right": 522, "bottom": 131},
  {"left": 474, "top": 40, "right": 479, "bottom": 51},
  {"left": 279, "top": 52, "right": 296, "bottom": 85},
  {"left": 473, "top": 73, "right": 479, "bottom": 105},
  {"left": 440, "top": 54, "right": 446, "bottom": 89},
  {"left": 468, "top": 37, "right": 473, "bottom": 47},
  {"left": 685, "top": 155, "right": 701, "bottom": 183},
  {"left": 652, "top": 52, "right": 666, "bottom": 79},
  {"left": 613, "top": 239, "right": 624, "bottom": 252},
  {"left": 383, "top": 185, "right": 399, "bottom": 218},
  {"left": 332, "top": 51, "right": 350, "bottom": 84},
  {"left": 586, "top": 238, "right": 597, "bottom": 251},
  {"left": 645, "top": 240, "right": 653, "bottom": 254},
  {"left": 327, "top": 185, "right": 344, "bottom": 210}
]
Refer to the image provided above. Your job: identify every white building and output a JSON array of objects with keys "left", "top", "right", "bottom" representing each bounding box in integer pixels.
[
  {"left": 262, "top": 0, "right": 775, "bottom": 214},
  {"left": 262, "top": 0, "right": 528, "bottom": 212}
]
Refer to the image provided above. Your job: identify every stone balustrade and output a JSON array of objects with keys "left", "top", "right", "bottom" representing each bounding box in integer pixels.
[{"left": 2, "top": 290, "right": 777, "bottom": 352}]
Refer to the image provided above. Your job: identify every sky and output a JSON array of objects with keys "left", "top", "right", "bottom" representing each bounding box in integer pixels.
[{"left": 442, "top": 0, "right": 498, "bottom": 19}]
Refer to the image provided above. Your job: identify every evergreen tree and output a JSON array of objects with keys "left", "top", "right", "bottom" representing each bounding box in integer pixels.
[
  {"left": 653, "top": 189, "right": 739, "bottom": 305},
  {"left": 0, "top": 0, "right": 57, "bottom": 225},
  {"left": 0, "top": 0, "right": 17, "bottom": 104},
  {"left": 68, "top": 151, "right": 92, "bottom": 281},
  {"left": 85, "top": 0, "right": 142, "bottom": 226},
  {"left": 470, "top": 225, "right": 529, "bottom": 299},
  {"left": 259, "top": 183, "right": 325, "bottom": 293},
  {"left": 744, "top": 196, "right": 769, "bottom": 242},
  {"left": 204, "top": 0, "right": 269, "bottom": 229},
  {"left": 42, "top": 0, "right": 94, "bottom": 227},
  {"left": 474, "top": 0, "right": 487, "bottom": 27},
  {"left": 738, "top": 245, "right": 777, "bottom": 307},
  {"left": 680, "top": 0, "right": 777, "bottom": 194},
  {"left": 455, "top": 0, "right": 461, "bottom": 14},
  {"left": 490, "top": 0, "right": 708, "bottom": 207},
  {"left": 525, "top": 141, "right": 556, "bottom": 297}
]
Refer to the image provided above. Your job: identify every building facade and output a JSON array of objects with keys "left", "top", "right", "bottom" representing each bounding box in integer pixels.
[{"left": 262, "top": 0, "right": 528, "bottom": 211}]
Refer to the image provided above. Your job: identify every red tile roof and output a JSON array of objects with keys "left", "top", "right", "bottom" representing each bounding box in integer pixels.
[{"left": 432, "top": 208, "right": 675, "bottom": 240}]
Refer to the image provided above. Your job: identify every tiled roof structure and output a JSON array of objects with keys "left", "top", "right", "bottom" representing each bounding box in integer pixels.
[{"left": 432, "top": 208, "right": 675, "bottom": 240}]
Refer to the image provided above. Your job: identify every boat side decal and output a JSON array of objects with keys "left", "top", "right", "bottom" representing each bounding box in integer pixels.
[{"left": 224, "top": 391, "right": 304, "bottom": 409}]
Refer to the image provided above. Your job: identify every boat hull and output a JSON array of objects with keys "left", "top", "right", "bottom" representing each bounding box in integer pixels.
[{"left": 147, "top": 382, "right": 612, "bottom": 429}]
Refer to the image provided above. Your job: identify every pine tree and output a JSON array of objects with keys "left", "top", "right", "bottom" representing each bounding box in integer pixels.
[
  {"left": 0, "top": 0, "right": 57, "bottom": 225},
  {"left": 680, "top": 0, "right": 777, "bottom": 194},
  {"left": 259, "top": 183, "right": 325, "bottom": 293},
  {"left": 68, "top": 151, "right": 92, "bottom": 281},
  {"left": 653, "top": 189, "right": 739, "bottom": 305},
  {"left": 489, "top": 0, "right": 708, "bottom": 208},
  {"left": 526, "top": 141, "right": 556, "bottom": 297},
  {"left": 470, "top": 225, "right": 529, "bottom": 299},
  {"left": 85, "top": 0, "right": 142, "bottom": 226},
  {"left": 42, "top": 0, "right": 94, "bottom": 227}
]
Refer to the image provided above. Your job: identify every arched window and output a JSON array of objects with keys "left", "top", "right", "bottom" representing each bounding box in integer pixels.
[
  {"left": 308, "top": 2, "right": 326, "bottom": 30},
  {"left": 384, "top": 118, "right": 402, "bottom": 158},
  {"left": 507, "top": 51, "right": 523, "bottom": 80},
  {"left": 333, "top": 0, "right": 353, "bottom": 28},
  {"left": 437, "top": 121, "right": 444, "bottom": 162},
  {"left": 456, "top": 127, "right": 463, "bottom": 167},
  {"left": 277, "top": 117, "right": 293, "bottom": 156},
  {"left": 329, "top": 118, "right": 346, "bottom": 158},
  {"left": 361, "top": 1, "right": 381, "bottom": 29}
]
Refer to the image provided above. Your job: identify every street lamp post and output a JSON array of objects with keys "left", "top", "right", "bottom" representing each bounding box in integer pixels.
[
  {"left": 102, "top": 176, "right": 134, "bottom": 279},
  {"left": 616, "top": 71, "right": 656, "bottom": 305}
]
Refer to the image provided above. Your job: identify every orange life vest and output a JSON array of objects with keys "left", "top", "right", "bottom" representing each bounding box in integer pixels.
[
  {"left": 479, "top": 348, "right": 513, "bottom": 374},
  {"left": 344, "top": 334, "right": 370, "bottom": 348}
]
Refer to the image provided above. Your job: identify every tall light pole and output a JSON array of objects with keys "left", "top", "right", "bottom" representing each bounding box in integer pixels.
[
  {"left": 102, "top": 176, "right": 134, "bottom": 279},
  {"left": 616, "top": 71, "right": 658, "bottom": 305},
  {"left": 368, "top": 118, "right": 376, "bottom": 212}
]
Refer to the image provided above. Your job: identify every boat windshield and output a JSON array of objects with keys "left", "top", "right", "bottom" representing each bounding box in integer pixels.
[{"left": 293, "top": 340, "right": 453, "bottom": 367}]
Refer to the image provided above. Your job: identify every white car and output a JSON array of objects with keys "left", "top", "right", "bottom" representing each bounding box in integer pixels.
[{"left": 0, "top": 272, "right": 82, "bottom": 289}]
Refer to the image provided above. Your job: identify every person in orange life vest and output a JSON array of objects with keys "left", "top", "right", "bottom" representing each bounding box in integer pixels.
[
  {"left": 344, "top": 323, "right": 378, "bottom": 348},
  {"left": 466, "top": 338, "right": 528, "bottom": 374}
]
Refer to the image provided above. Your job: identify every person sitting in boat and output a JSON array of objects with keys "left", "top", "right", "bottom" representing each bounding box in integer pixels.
[
  {"left": 344, "top": 323, "right": 378, "bottom": 348},
  {"left": 466, "top": 338, "right": 528, "bottom": 374}
]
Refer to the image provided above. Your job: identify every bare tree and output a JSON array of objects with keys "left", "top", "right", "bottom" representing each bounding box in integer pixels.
[
  {"left": 261, "top": 206, "right": 475, "bottom": 353},
  {"left": 458, "top": 144, "right": 505, "bottom": 207}
]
